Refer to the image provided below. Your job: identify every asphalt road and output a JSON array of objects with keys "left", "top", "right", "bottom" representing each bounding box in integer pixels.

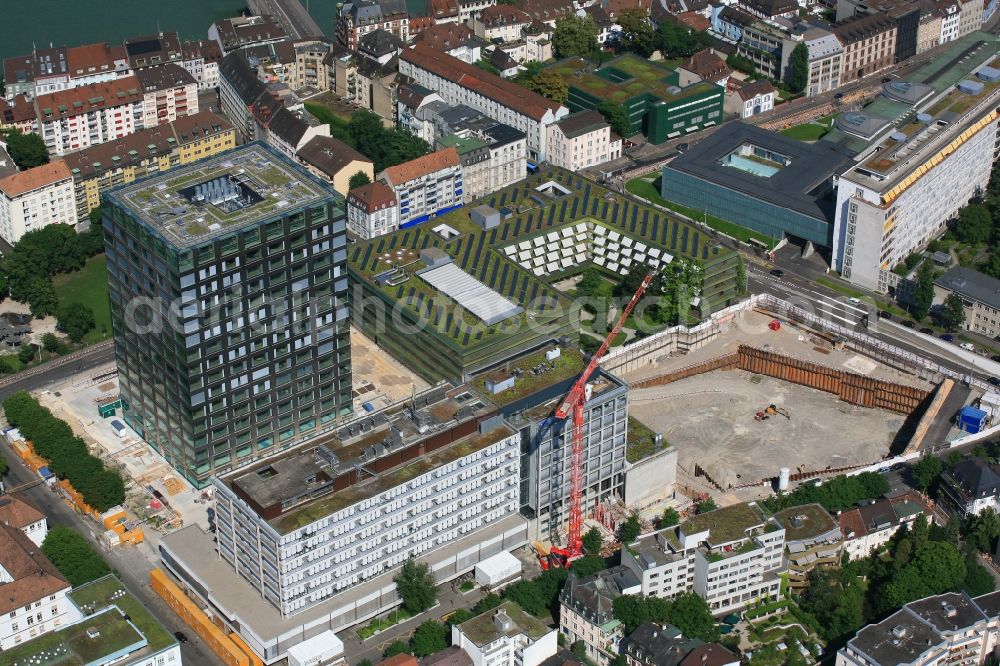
[
  {"left": 0, "top": 342, "right": 116, "bottom": 402},
  {"left": 250, "top": 0, "right": 324, "bottom": 38}
]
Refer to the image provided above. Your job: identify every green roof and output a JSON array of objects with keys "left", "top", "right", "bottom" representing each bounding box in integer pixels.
[
  {"left": 773, "top": 503, "right": 837, "bottom": 541},
  {"left": 437, "top": 133, "right": 489, "bottom": 155},
  {"left": 457, "top": 601, "right": 551, "bottom": 645},
  {"left": 681, "top": 502, "right": 768, "bottom": 545},
  {"left": 68, "top": 576, "right": 175, "bottom": 654},
  {"left": 546, "top": 54, "right": 718, "bottom": 106}
]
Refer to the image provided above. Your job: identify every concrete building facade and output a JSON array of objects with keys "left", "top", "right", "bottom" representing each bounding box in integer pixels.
[
  {"left": 0, "top": 160, "right": 75, "bottom": 244},
  {"left": 346, "top": 181, "right": 398, "bottom": 239},
  {"left": 546, "top": 110, "right": 622, "bottom": 173},
  {"left": 34, "top": 77, "right": 146, "bottom": 156},
  {"left": 378, "top": 147, "right": 463, "bottom": 227}
]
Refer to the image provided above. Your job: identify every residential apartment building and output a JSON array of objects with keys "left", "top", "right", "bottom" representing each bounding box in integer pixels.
[
  {"left": 0, "top": 95, "right": 37, "bottom": 133},
  {"left": 933, "top": 267, "right": 1000, "bottom": 339},
  {"left": 438, "top": 123, "right": 527, "bottom": 201},
  {"left": 938, "top": 457, "right": 1000, "bottom": 517},
  {"left": 0, "top": 523, "right": 78, "bottom": 650},
  {"left": 838, "top": 495, "right": 930, "bottom": 560},
  {"left": 291, "top": 39, "right": 333, "bottom": 91},
  {"left": 181, "top": 40, "right": 224, "bottom": 90},
  {"left": 135, "top": 64, "right": 199, "bottom": 127},
  {"left": 125, "top": 32, "right": 184, "bottom": 70},
  {"left": 546, "top": 110, "right": 622, "bottom": 173},
  {"left": 209, "top": 15, "right": 290, "bottom": 56},
  {"left": 346, "top": 181, "right": 398, "bottom": 239},
  {"left": 220, "top": 52, "right": 268, "bottom": 142},
  {"left": 833, "top": 65, "right": 1000, "bottom": 291},
  {"left": 33, "top": 77, "right": 145, "bottom": 155},
  {"left": 917, "top": 7, "right": 943, "bottom": 53},
  {"left": 63, "top": 111, "right": 236, "bottom": 223},
  {"left": 735, "top": 21, "right": 793, "bottom": 81},
  {"left": 837, "top": 592, "right": 998, "bottom": 666},
  {"left": 622, "top": 502, "right": 786, "bottom": 615},
  {"left": 677, "top": 49, "right": 732, "bottom": 88},
  {"left": 834, "top": 14, "right": 898, "bottom": 80},
  {"left": 378, "top": 147, "right": 463, "bottom": 227},
  {"left": 773, "top": 504, "right": 842, "bottom": 590},
  {"left": 958, "top": 0, "right": 984, "bottom": 37},
  {"left": 412, "top": 24, "right": 483, "bottom": 64},
  {"left": 398, "top": 44, "right": 568, "bottom": 161},
  {"left": 0, "top": 496, "right": 47, "bottom": 547},
  {"left": 103, "top": 144, "right": 352, "bottom": 486},
  {"left": 3, "top": 42, "right": 132, "bottom": 101},
  {"left": 473, "top": 6, "right": 534, "bottom": 42},
  {"left": 453, "top": 602, "right": 558, "bottom": 666},
  {"left": 804, "top": 29, "right": 844, "bottom": 96},
  {"left": 0, "top": 160, "right": 75, "bottom": 244},
  {"left": 737, "top": 0, "right": 798, "bottom": 19},
  {"left": 940, "top": 1, "right": 962, "bottom": 42},
  {"left": 330, "top": 45, "right": 400, "bottom": 124},
  {"left": 724, "top": 79, "right": 776, "bottom": 118},
  {"left": 337, "top": 0, "right": 410, "bottom": 51},
  {"left": 560, "top": 567, "right": 640, "bottom": 666},
  {"left": 297, "top": 135, "right": 373, "bottom": 196},
  {"left": 625, "top": 623, "right": 740, "bottom": 666}
]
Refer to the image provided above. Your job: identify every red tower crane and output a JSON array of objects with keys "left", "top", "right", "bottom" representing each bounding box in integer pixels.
[{"left": 552, "top": 272, "right": 654, "bottom": 559}]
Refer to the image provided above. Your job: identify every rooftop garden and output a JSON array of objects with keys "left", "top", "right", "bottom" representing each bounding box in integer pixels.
[
  {"left": 68, "top": 576, "right": 174, "bottom": 654},
  {"left": 546, "top": 54, "right": 713, "bottom": 105},
  {"left": 471, "top": 347, "right": 585, "bottom": 407},
  {"left": 682, "top": 502, "right": 766, "bottom": 544}
]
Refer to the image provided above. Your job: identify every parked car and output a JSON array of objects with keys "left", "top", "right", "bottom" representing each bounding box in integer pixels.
[
  {"left": 940, "top": 334, "right": 955, "bottom": 342},
  {"left": 174, "top": 632, "right": 189, "bottom": 643},
  {"left": 993, "top": 355, "right": 1000, "bottom": 363},
  {"left": 960, "top": 342, "right": 975, "bottom": 351},
  {"left": 920, "top": 328, "right": 934, "bottom": 334},
  {"left": 770, "top": 269, "right": 784, "bottom": 277},
  {"left": 847, "top": 297, "right": 862, "bottom": 306},
  {"left": 988, "top": 377, "right": 1000, "bottom": 386},
  {"left": 834, "top": 92, "right": 845, "bottom": 100},
  {"left": 676, "top": 142, "right": 689, "bottom": 153},
  {"left": 877, "top": 310, "right": 891, "bottom": 319},
  {"left": 901, "top": 320, "right": 916, "bottom": 328}
]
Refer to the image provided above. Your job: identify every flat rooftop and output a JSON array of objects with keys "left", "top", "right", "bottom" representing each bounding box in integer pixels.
[
  {"left": 907, "top": 593, "right": 988, "bottom": 634},
  {"left": 471, "top": 345, "right": 586, "bottom": 408},
  {"left": 847, "top": 608, "right": 943, "bottom": 664},
  {"left": 107, "top": 142, "right": 335, "bottom": 248},
  {"left": 665, "top": 122, "right": 852, "bottom": 223},
  {"left": 456, "top": 601, "right": 551, "bottom": 646},
  {"left": 773, "top": 503, "right": 839, "bottom": 543},
  {"left": 548, "top": 54, "right": 718, "bottom": 106},
  {"left": 0, "top": 576, "right": 176, "bottom": 666},
  {"left": 224, "top": 384, "right": 510, "bottom": 533},
  {"left": 159, "top": 514, "right": 529, "bottom": 648},
  {"left": 681, "top": 502, "right": 768, "bottom": 545}
]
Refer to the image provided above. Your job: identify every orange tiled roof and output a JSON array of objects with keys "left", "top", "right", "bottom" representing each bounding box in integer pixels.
[
  {"left": 0, "top": 523, "right": 69, "bottom": 616},
  {"left": 0, "top": 160, "right": 72, "bottom": 198},
  {"left": 382, "top": 147, "right": 460, "bottom": 185},
  {"left": 34, "top": 77, "right": 143, "bottom": 121}
]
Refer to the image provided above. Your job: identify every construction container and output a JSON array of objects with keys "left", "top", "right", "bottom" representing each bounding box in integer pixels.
[
  {"left": 229, "top": 632, "right": 265, "bottom": 666},
  {"left": 110, "top": 419, "right": 127, "bottom": 437},
  {"left": 149, "top": 568, "right": 250, "bottom": 666},
  {"left": 959, "top": 406, "right": 989, "bottom": 434}
]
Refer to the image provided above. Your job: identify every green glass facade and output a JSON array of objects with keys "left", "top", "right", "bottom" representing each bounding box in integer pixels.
[{"left": 103, "top": 145, "right": 353, "bottom": 487}]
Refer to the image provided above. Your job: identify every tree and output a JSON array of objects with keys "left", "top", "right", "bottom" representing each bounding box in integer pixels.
[
  {"left": 56, "top": 302, "right": 95, "bottom": 342},
  {"left": 667, "top": 592, "right": 719, "bottom": 642},
  {"left": 582, "top": 527, "right": 604, "bottom": 556},
  {"left": 570, "top": 554, "right": 607, "bottom": 578},
  {"left": 696, "top": 497, "right": 718, "bottom": 514},
  {"left": 963, "top": 558, "right": 996, "bottom": 596},
  {"left": 394, "top": 558, "right": 437, "bottom": 614},
  {"left": 553, "top": 16, "right": 599, "bottom": 58},
  {"left": 410, "top": 621, "right": 448, "bottom": 656},
  {"left": 17, "top": 344, "right": 34, "bottom": 365},
  {"left": 966, "top": 508, "right": 1000, "bottom": 552},
  {"left": 472, "top": 593, "right": 503, "bottom": 614},
  {"left": 657, "top": 21, "right": 712, "bottom": 58},
  {"left": 445, "top": 609, "right": 474, "bottom": 627},
  {"left": 571, "top": 641, "right": 588, "bottom": 660},
  {"left": 800, "top": 568, "right": 865, "bottom": 642},
  {"left": 910, "top": 454, "right": 943, "bottom": 493},
  {"left": 619, "top": 513, "right": 642, "bottom": 544},
  {"left": 787, "top": 43, "right": 809, "bottom": 94},
  {"left": 41, "top": 333, "right": 67, "bottom": 354},
  {"left": 0, "top": 453, "right": 7, "bottom": 477},
  {"left": 912, "top": 259, "right": 936, "bottom": 321},
  {"left": 956, "top": 203, "right": 993, "bottom": 245},
  {"left": 383, "top": 640, "right": 412, "bottom": 658},
  {"left": 504, "top": 580, "right": 549, "bottom": 616},
  {"left": 939, "top": 293, "right": 966, "bottom": 331},
  {"left": 24, "top": 277, "right": 58, "bottom": 317},
  {"left": 348, "top": 171, "right": 371, "bottom": 190},
  {"left": 597, "top": 101, "right": 631, "bottom": 139},
  {"left": 617, "top": 9, "right": 655, "bottom": 57},
  {"left": 524, "top": 70, "right": 569, "bottom": 104},
  {"left": 4, "top": 129, "right": 49, "bottom": 169},
  {"left": 41, "top": 526, "right": 111, "bottom": 586},
  {"left": 661, "top": 507, "right": 680, "bottom": 527}
]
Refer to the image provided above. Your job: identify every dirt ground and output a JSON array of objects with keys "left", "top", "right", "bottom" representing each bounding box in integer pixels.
[
  {"left": 629, "top": 370, "right": 905, "bottom": 490},
  {"left": 350, "top": 327, "right": 430, "bottom": 416}
]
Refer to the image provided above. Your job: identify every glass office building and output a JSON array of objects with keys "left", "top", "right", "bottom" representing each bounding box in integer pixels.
[{"left": 102, "top": 143, "right": 352, "bottom": 486}]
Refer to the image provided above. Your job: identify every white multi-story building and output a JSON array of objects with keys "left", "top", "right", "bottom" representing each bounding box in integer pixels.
[
  {"left": 135, "top": 63, "right": 199, "bottom": 127},
  {"left": 0, "top": 160, "right": 75, "bottom": 245},
  {"left": 34, "top": 77, "right": 145, "bottom": 155},
  {"left": 210, "top": 388, "right": 521, "bottom": 618},
  {"left": 839, "top": 495, "right": 930, "bottom": 561},
  {"left": 622, "top": 502, "right": 786, "bottom": 615},
  {"left": 0, "top": 523, "right": 78, "bottom": 650},
  {"left": 0, "top": 496, "right": 48, "bottom": 547},
  {"left": 837, "top": 592, "right": 1000, "bottom": 666},
  {"left": 209, "top": 15, "right": 290, "bottom": 56},
  {"left": 725, "top": 79, "right": 776, "bottom": 118},
  {"left": 378, "top": 146, "right": 463, "bottom": 226},
  {"left": 438, "top": 124, "right": 527, "bottom": 202},
  {"left": 181, "top": 40, "right": 223, "bottom": 90},
  {"left": 833, "top": 64, "right": 1000, "bottom": 292},
  {"left": 347, "top": 181, "right": 398, "bottom": 239},
  {"left": 453, "top": 601, "right": 558, "bottom": 666},
  {"left": 3, "top": 42, "right": 132, "bottom": 101},
  {"left": 472, "top": 6, "right": 531, "bottom": 43},
  {"left": 399, "top": 43, "right": 568, "bottom": 162},
  {"left": 804, "top": 29, "right": 843, "bottom": 97},
  {"left": 546, "top": 110, "right": 622, "bottom": 173}
]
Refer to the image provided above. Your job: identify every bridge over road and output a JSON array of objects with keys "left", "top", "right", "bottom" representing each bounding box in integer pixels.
[{"left": 248, "top": 0, "right": 325, "bottom": 39}]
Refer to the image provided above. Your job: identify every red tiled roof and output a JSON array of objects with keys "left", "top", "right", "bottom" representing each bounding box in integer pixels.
[
  {"left": 0, "top": 524, "right": 69, "bottom": 616},
  {"left": 680, "top": 49, "right": 731, "bottom": 81},
  {"left": 676, "top": 11, "right": 712, "bottom": 31},
  {"left": 0, "top": 496, "right": 44, "bottom": 530},
  {"left": 349, "top": 181, "right": 397, "bottom": 212},
  {"left": 431, "top": 0, "right": 461, "bottom": 18},
  {"left": 0, "top": 160, "right": 72, "bottom": 198},
  {"left": 400, "top": 43, "right": 562, "bottom": 121},
  {"left": 736, "top": 78, "right": 776, "bottom": 100},
  {"left": 66, "top": 42, "right": 124, "bottom": 78},
  {"left": 412, "top": 23, "right": 478, "bottom": 52},
  {"left": 0, "top": 95, "right": 36, "bottom": 125},
  {"left": 478, "top": 5, "right": 532, "bottom": 27},
  {"left": 381, "top": 147, "right": 460, "bottom": 185},
  {"left": 34, "top": 76, "right": 143, "bottom": 121}
]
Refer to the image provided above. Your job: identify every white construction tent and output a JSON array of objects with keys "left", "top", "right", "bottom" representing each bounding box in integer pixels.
[{"left": 474, "top": 551, "right": 522, "bottom": 587}]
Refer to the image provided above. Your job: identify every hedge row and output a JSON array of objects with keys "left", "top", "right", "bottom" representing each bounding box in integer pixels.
[{"left": 3, "top": 392, "right": 124, "bottom": 511}]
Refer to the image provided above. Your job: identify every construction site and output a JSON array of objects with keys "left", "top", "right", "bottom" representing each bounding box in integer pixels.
[{"left": 611, "top": 301, "right": 971, "bottom": 501}]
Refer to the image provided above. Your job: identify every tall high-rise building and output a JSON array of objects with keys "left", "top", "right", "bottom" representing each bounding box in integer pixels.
[{"left": 103, "top": 142, "right": 352, "bottom": 486}]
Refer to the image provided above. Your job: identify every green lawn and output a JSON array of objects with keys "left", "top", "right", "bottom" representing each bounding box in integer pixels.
[
  {"left": 52, "top": 255, "right": 112, "bottom": 343},
  {"left": 779, "top": 123, "right": 830, "bottom": 141},
  {"left": 625, "top": 176, "right": 779, "bottom": 249}
]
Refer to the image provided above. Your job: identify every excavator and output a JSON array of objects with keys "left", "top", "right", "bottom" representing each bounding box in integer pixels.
[{"left": 754, "top": 404, "right": 790, "bottom": 421}]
